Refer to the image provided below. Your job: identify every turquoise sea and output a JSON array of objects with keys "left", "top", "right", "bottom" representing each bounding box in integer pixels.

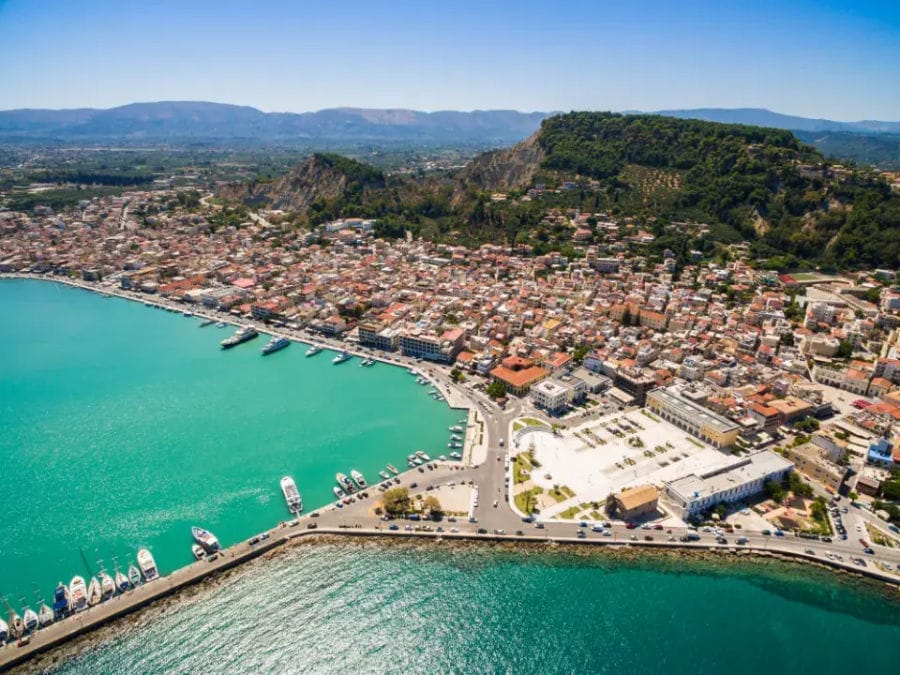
[
  {"left": 0, "top": 279, "right": 460, "bottom": 605},
  {"left": 58, "top": 543, "right": 900, "bottom": 674}
]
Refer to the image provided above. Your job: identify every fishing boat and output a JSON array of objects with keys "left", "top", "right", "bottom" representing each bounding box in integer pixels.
[
  {"left": 336, "top": 472, "right": 354, "bottom": 492},
  {"left": 191, "top": 526, "right": 221, "bottom": 553},
  {"left": 261, "top": 336, "right": 291, "bottom": 355},
  {"left": 86, "top": 577, "right": 102, "bottom": 607},
  {"left": 192, "top": 544, "right": 205, "bottom": 560},
  {"left": 22, "top": 606, "right": 38, "bottom": 632},
  {"left": 137, "top": 548, "right": 159, "bottom": 581},
  {"left": 52, "top": 583, "right": 70, "bottom": 618},
  {"left": 305, "top": 344, "right": 323, "bottom": 357},
  {"left": 38, "top": 603, "right": 54, "bottom": 627},
  {"left": 378, "top": 470, "right": 390, "bottom": 480},
  {"left": 69, "top": 577, "right": 88, "bottom": 612},
  {"left": 99, "top": 572, "right": 115, "bottom": 600},
  {"left": 114, "top": 569, "right": 130, "bottom": 593},
  {"left": 351, "top": 470, "right": 367, "bottom": 488},
  {"left": 332, "top": 350, "right": 352, "bottom": 365},
  {"left": 387, "top": 464, "right": 399, "bottom": 475},
  {"left": 333, "top": 486, "right": 344, "bottom": 499},
  {"left": 128, "top": 564, "right": 142, "bottom": 587},
  {"left": 0, "top": 618, "right": 8, "bottom": 643},
  {"left": 280, "top": 475, "right": 303, "bottom": 513}
]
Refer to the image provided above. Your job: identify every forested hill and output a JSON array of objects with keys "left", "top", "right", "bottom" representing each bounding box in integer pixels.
[{"left": 222, "top": 112, "right": 900, "bottom": 270}]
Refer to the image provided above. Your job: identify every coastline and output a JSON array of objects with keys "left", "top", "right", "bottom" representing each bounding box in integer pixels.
[{"left": 12, "top": 534, "right": 900, "bottom": 674}]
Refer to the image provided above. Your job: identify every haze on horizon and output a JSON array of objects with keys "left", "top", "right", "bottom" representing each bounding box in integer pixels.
[{"left": 1, "top": 0, "right": 899, "bottom": 121}]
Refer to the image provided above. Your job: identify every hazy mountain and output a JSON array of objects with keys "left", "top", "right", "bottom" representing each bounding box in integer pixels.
[{"left": 0, "top": 101, "right": 550, "bottom": 144}]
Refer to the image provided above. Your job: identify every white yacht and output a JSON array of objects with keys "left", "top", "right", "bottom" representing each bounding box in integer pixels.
[
  {"left": 137, "top": 548, "right": 159, "bottom": 581},
  {"left": 280, "top": 475, "right": 303, "bottom": 513},
  {"left": 332, "top": 350, "right": 352, "bottom": 364},
  {"left": 305, "top": 344, "right": 323, "bottom": 357},
  {"left": 69, "top": 576, "right": 88, "bottom": 613},
  {"left": 351, "top": 470, "right": 367, "bottom": 488}
]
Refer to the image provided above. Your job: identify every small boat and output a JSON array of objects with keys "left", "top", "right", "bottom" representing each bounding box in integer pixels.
[
  {"left": 128, "top": 564, "right": 142, "bottom": 587},
  {"left": 450, "top": 434, "right": 462, "bottom": 441},
  {"left": 458, "top": 418, "right": 466, "bottom": 424},
  {"left": 415, "top": 451, "right": 431, "bottom": 462},
  {"left": 413, "top": 457, "right": 423, "bottom": 466},
  {"left": 262, "top": 336, "right": 291, "bottom": 355},
  {"left": 333, "top": 486, "right": 344, "bottom": 499},
  {"left": 86, "top": 577, "right": 102, "bottom": 607},
  {"left": 7, "top": 609, "right": 23, "bottom": 639},
  {"left": 336, "top": 473, "right": 353, "bottom": 491},
  {"left": 70, "top": 576, "right": 88, "bottom": 613},
  {"left": 191, "top": 526, "right": 221, "bottom": 553},
  {"left": 280, "top": 475, "right": 303, "bottom": 514},
  {"left": 99, "top": 572, "right": 115, "bottom": 600},
  {"left": 52, "top": 583, "right": 70, "bottom": 617},
  {"left": 137, "top": 548, "right": 159, "bottom": 581},
  {"left": 379, "top": 470, "right": 390, "bottom": 480},
  {"left": 360, "top": 357, "right": 375, "bottom": 367},
  {"left": 114, "top": 569, "right": 130, "bottom": 593},
  {"left": 387, "top": 464, "right": 399, "bottom": 475},
  {"left": 439, "top": 454, "right": 448, "bottom": 461},
  {"left": 449, "top": 452, "right": 462, "bottom": 460},
  {"left": 22, "top": 607, "right": 38, "bottom": 632},
  {"left": 182, "top": 311, "right": 193, "bottom": 317},
  {"left": 351, "top": 470, "right": 367, "bottom": 488},
  {"left": 199, "top": 318, "right": 216, "bottom": 328},
  {"left": 215, "top": 321, "right": 226, "bottom": 328},
  {"left": 449, "top": 425, "right": 463, "bottom": 433},
  {"left": 305, "top": 344, "right": 323, "bottom": 357},
  {"left": 332, "top": 351, "right": 352, "bottom": 365},
  {"left": 38, "top": 603, "right": 54, "bottom": 627},
  {"left": 408, "top": 459, "right": 416, "bottom": 468},
  {"left": 0, "top": 617, "right": 8, "bottom": 643},
  {"left": 407, "top": 367, "right": 417, "bottom": 375},
  {"left": 448, "top": 441, "right": 462, "bottom": 449},
  {"left": 192, "top": 544, "right": 205, "bottom": 560}
]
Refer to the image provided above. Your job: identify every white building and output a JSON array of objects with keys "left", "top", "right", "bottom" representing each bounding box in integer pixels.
[
  {"left": 531, "top": 380, "right": 569, "bottom": 413},
  {"left": 665, "top": 451, "right": 794, "bottom": 518}
]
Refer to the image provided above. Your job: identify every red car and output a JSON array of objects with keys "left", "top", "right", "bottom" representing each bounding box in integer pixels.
[{"left": 625, "top": 523, "right": 637, "bottom": 529}]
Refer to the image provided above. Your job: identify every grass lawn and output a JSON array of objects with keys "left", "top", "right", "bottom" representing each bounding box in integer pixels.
[
  {"left": 514, "top": 417, "right": 547, "bottom": 431},
  {"left": 513, "top": 454, "right": 533, "bottom": 484},
  {"left": 547, "top": 485, "right": 575, "bottom": 502},
  {"left": 560, "top": 505, "right": 583, "bottom": 519},
  {"left": 514, "top": 486, "right": 544, "bottom": 514}
]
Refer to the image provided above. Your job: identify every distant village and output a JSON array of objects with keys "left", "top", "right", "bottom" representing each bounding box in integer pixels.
[{"left": 2, "top": 188, "right": 900, "bottom": 505}]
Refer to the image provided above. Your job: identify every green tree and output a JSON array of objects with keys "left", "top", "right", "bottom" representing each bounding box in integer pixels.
[
  {"left": 422, "top": 495, "right": 444, "bottom": 520},
  {"left": 486, "top": 381, "right": 507, "bottom": 399},
  {"left": 382, "top": 487, "right": 411, "bottom": 516},
  {"left": 837, "top": 340, "right": 853, "bottom": 359},
  {"left": 573, "top": 344, "right": 590, "bottom": 364},
  {"left": 450, "top": 368, "right": 465, "bottom": 383},
  {"left": 765, "top": 479, "right": 786, "bottom": 503}
]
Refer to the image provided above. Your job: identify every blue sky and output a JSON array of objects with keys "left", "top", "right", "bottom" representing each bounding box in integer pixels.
[{"left": 1, "top": 0, "right": 898, "bottom": 119}]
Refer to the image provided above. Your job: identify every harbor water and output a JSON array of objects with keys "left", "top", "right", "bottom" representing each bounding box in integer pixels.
[
  {"left": 0, "top": 279, "right": 460, "bottom": 605},
  {"left": 56, "top": 542, "right": 900, "bottom": 673}
]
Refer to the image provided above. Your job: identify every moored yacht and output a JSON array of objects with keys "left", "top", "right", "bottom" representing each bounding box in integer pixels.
[
  {"left": 220, "top": 325, "right": 259, "bottom": 349},
  {"left": 262, "top": 336, "right": 291, "bottom": 355},
  {"left": 360, "top": 357, "right": 375, "bottom": 367},
  {"left": 114, "top": 569, "right": 130, "bottom": 593},
  {"left": 351, "top": 470, "right": 367, "bottom": 488},
  {"left": 379, "top": 470, "right": 390, "bottom": 480},
  {"left": 449, "top": 451, "right": 462, "bottom": 460},
  {"left": 333, "top": 486, "right": 344, "bottom": 499},
  {"left": 191, "top": 526, "right": 221, "bottom": 553},
  {"left": 336, "top": 472, "right": 354, "bottom": 492},
  {"left": 52, "top": 583, "right": 70, "bottom": 618},
  {"left": 69, "top": 577, "right": 88, "bottom": 613},
  {"left": 305, "top": 344, "right": 323, "bottom": 357},
  {"left": 332, "top": 350, "right": 352, "bottom": 364},
  {"left": 386, "top": 464, "right": 399, "bottom": 475},
  {"left": 415, "top": 450, "right": 431, "bottom": 462},
  {"left": 137, "top": 548, "right": 159, "bottom": 581},
  {"left": 280, "top": 475, "right": 303, "bottom": 513},
  {"left": 0, "top": 618, "right": 8, "bottom": 643}
]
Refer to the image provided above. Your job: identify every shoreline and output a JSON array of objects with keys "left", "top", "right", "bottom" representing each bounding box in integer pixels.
[{"left": 12, "top": 534, "right": 900, "bottom": 674}]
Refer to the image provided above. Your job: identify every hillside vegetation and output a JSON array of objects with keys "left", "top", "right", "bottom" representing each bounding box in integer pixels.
[{"left": 220, "top": 112, "right": 900, "bottom": 270}]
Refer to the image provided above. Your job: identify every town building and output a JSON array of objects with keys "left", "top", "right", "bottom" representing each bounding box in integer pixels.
[
  {"left": 609, "top": 485, "right": 659, "bottom": 521},
  {"left": 646, "top": 385, "right": 741, "bottom": 448}
]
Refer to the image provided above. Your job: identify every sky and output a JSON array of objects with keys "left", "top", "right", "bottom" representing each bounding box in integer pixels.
[{"left": 1, "top": 0, "right": 899, "bottom": 120}]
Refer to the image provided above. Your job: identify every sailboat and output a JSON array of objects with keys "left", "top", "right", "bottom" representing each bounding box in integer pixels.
[
  {"left": 0, "top": 617, "right": 8, "bottom": 643},
  {"left": 38, "top": 602, "right": 54, "bottom": 628},
  {"left": 22, "top": 605, "right": 38, "bottom": 632},
  {"left": 128, "top": 564, "right": 142, "bottom": 587},
  {"left": 114, "top": 568, "right": 130, "bottom": 593},
  {"left": 86, "top": 577, "right": 102, "bottom": 606},
  {"left": 69, "top": 576, "right": 88, "bottom": 613},
  {"left": 98, "top": 571, "right": 115, "bottom": 600}
]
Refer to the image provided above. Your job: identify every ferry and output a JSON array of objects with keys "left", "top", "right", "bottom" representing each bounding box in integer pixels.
[
  {"left": 114, "top": 569, "right": 130, "bottom": 593},
  {"left": 449, "top": 425, "right": 463, "bottom": 433},
  {"left": 262, "top": 336, "right": 291, "bottom": 355},
  {"left": 333, "top": 486, "right": 344, "bottom": 499},
  {"left": 336, "top": 473, "right": 354, "bottom": 492},
  {"left": 192, "top": 544, "right": 205, "bottom": 560},
  {"left": 199, "top": 318, "right": 216, "bottom": 328},
  {"left": 386, "top": 464, "right": 399, "bottom": 475},
  {"left": 0, "top": 618, "right": 8, "bottom": 643},
  {"left": 332, "top": 351, "right": 352, "bottom": 365},
  {"left": 351, "top": 470, "right": 367, "bottom": 488},
  {"left": 137, "top": 548, "right": 159, "bottom": 581},
  {"left": 280, "top": 475, "right": 303, "bottom": 513},
  {"left": 220, "top": 325, "right": 259, "bottom": 349},
  {"left": 52, "top": 583, "right": 70, "bottom": 617},
  {"left": 99, "top": 572, "right": 115, "bottom": 600},
  {"left": 69, "top": 576, "right": 88, "bottom": 613},
  {"left": 128, "top": 564, "right": 142, "bottom": 587},
  {"left": 305, "top": 344, "right": 323, "bottom": 357},
  {"left": 415, "top": 450, "right": 431, "bottom": 462},
  {"left": 22, "top": 607, "right": 38, "bottom": 632},
  {"left": 192, "top": 526, "right": 221, "bottom": 553},
  {"left": 38, "top": 603, "right": 54, "bottom": 628},
  {"left": 86, "top": 577, "right": 102, "bottom": 607}
]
